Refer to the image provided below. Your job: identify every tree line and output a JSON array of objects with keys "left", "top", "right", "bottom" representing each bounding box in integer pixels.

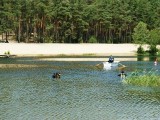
[{"left": 0, "top": 0, "right": 160, "bottom": 43}]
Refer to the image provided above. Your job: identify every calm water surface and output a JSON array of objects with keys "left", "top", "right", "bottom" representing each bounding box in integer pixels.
[{"left": 0, "top": 57, "right": 160, "bottom": 120}]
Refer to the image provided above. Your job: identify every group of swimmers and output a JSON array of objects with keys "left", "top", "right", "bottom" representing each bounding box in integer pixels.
[{"left": 52, "top": 56, "right": 158, "bottom": 79}]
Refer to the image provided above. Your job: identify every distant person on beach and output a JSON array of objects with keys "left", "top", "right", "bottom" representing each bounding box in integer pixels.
[{"left": 108, "top": 55, "right": 114, "bottom": 63}]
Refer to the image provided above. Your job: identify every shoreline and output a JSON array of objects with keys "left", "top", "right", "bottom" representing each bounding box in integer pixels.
[{"left": 0, "top": 43, "right": 146, "bottom": 57}]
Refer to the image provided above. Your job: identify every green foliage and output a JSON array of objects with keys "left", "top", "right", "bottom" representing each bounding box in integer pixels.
[
  {"left": 123, "top": 75, "right": 160, "bottom": 87},
  {"left": 148, "top": 45, "right": 158, "bottom": 55},
  {"left": 133, "top": 22, "right": 160, "bottom": 55},
  {"left": 88, "top": 36, "right": 97, "bottom": 43},
  {"left": 149, "top": 28, "right": 160, "bottom": 45},
  {"left": 123, "top": 68, "right": 160, "bottom": 87},
  {"left": 132, "top": 22, "right": 150, "bottom": 45},
  {"left": 0, "top": 0, "right": 160, "bottom": 43},
  {"left": 137, "top": 45, "right": 145, "bottom": 54},
  {"left": 78, "top": 37, "right": 83, "bottom": 43},
  {"left": 4, "top": 51, "right": 10, "bottom": 55},
  {"left": 4, "top": 51, "right": 10, "bottom": 57},
  {"left": 44, "top": 37, "right": 52, "bottom": 43}
]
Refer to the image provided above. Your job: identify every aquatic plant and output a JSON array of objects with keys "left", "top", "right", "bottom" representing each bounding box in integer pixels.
[
  {"left": 123, "top": 68, "right": 160, "bottom": 87},
  {"left": 123, "top": 75, "right": 160, "bottom": 87}
]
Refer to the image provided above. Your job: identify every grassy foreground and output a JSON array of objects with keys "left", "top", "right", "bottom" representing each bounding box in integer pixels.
[{"left": 123, "top": 75, "right": 160, "bottom": 87}]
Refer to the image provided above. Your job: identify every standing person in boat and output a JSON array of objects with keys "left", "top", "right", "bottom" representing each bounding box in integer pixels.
[{"left": 108, "top": 55, "right": 114, "bottom": 63}]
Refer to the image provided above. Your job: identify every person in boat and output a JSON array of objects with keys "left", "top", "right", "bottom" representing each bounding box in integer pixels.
[
  {"left": 118, "top": 71, "right": 127, "bottom": 79},
  {"left": 108, "top": 55, "right": 114, "bottom": 63},
  {"left": 52, "top": 72, "right": 61, "bottom": 79}
]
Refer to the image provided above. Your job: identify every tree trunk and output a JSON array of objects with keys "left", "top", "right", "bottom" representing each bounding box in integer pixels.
[
  {"left": 26, "top": 21, "right": 29, "bottom": 43},
  {"left": 5, "top": 32, "right": 8, "bottom": 42},
  {"left": 2, "top": 33, "right": 4, "bottom": 41},
  {"left": 18, "top": 17, "right": 21, "bottom": 43}
]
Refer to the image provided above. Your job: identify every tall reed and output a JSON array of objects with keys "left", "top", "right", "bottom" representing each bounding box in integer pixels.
[{"left": 123, "top": 68, "right": 160, "bottom": 87}]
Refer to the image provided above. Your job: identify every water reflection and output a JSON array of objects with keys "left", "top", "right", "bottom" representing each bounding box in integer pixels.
[
  {"left": 137, "top": 55, "right": 158, "bottom": 61},
  {"left": 0, "top": 57, "right": 160, "bottom": 120}
]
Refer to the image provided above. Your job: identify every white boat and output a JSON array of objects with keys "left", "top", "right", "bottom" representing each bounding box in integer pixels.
[
  {"left": 96, "top": 61, "right": 120, "bottom": 70},
  {"left": 103, "top": 61, "right": 120, "bottom": 70}
]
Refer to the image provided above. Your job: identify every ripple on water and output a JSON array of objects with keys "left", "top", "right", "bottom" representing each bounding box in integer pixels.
[{"left": 0, "top": 60, "right": 160, "bottom": 120}]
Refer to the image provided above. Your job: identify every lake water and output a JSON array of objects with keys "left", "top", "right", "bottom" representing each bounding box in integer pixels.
[{"left": 0, "top": 56, "right": 160, "bottom": 120}]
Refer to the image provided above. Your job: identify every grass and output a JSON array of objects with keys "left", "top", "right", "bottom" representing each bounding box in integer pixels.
[
  {"left": 123, "top": 68, "right": 160, "bottom": 87},
  {"left": 123, "top": 75, "right": 160, "bottom": 87}
]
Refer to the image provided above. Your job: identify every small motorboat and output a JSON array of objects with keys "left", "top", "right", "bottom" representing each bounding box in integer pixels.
[
  {"left": 96, "top": 61, "right": 120, "bottom": 70},
  {"left": 103, "top": 61, "right": 120, "bottom": 70}
]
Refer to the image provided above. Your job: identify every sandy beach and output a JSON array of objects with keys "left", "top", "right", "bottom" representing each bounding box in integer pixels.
[
  {"left": 0, "top": 43, "right": 150, "bottom": 57},
  {"left": 1, "top": 43, "right": 154, "bottom": 62}
]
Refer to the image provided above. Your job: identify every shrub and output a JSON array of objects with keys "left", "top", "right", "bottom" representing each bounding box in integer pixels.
[
  {"left": 78, "top": 37, "right": 83, "bottom": 43},
  {"left": 148, "top": 45, "right": 158, "bottom": 55},
  {"left": 4, "top": 51, "right": 10, "bottom": 58},
  {"left": 137, "top": 45, "right": 145, "bottom": 54},
  {"left": 4, "top": 51, "right": 10, "bottom": 55},
  {"left": 88, "top": 36, "right": 97, "bottom": 43}
]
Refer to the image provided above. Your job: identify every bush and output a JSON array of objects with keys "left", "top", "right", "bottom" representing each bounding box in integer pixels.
[
  {"left": 4, "top": 51, "right": 10, "bottom": 55},
  {"left": 137, "top": 45, "right": 145, "bottom": 54},
  {"left": 44, "top": 37, "right": 52, "bottom": 43},
  {"left": 88, "top": 36, "right": 97, "bottom": 43},
  {"left": 4, "top": 51, "right": 10, "bottom": 58},
  {"left": 148, "top": 45, "right": 158, "bottom": 55},
  {"left": 78, "top": 37, "right": 83, "bottom": 43}
]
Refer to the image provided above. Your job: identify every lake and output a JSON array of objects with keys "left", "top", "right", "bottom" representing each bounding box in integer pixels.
[{"left": 0, "top": 56, "right": 160, "bottom": 120}]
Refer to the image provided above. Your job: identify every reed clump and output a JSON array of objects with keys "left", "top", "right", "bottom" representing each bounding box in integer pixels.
[{"left": 123, "top": 69, "right": 160, "bottom": 87}]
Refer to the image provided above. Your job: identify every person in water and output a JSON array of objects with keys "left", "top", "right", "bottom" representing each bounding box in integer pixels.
[
  {"left": 108, "top": 55, "right": 114, "bottom": 63},
  {"left": 52, "top": 72, "right": 61, "bottom": 79},
  {"left": 118, "top": 71, "right": 127, "bottom": 79},
  {"left": 154, "top": 58, "right": 158, "bottom": 66}
]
